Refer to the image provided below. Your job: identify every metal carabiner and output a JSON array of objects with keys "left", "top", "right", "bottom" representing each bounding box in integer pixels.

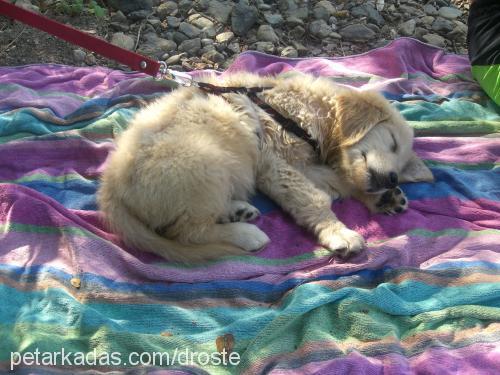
[{"left": 157, "top": 61, "right": 194, "bottom": 87}]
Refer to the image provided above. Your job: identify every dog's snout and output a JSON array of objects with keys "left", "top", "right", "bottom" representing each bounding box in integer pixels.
[{"left": 368, "top": 170, "right": 399, "bottom": 192}]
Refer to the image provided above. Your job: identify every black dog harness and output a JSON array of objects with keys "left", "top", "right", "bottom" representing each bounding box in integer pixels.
[{"left": 196, "top": 82, "right": 320, "bottom": 153}]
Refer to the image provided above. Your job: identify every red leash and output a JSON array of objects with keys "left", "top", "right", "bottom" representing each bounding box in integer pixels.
[{"left": 0, "top": 0, "right": 162, "bottom": 77}]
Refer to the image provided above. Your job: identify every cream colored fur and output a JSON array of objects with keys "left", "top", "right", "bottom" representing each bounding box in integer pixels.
[{"left": 98, "top": 72, "right": 433, "bottom": 263}]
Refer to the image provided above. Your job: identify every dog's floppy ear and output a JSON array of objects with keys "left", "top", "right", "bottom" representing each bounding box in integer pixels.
[
  {"left": 400, "top": 152, "right": 434, "bottom": 183},
  {"left": 322, "top": 90, "right": 391, "bottom": 164},
  {"left": 334, "top": 91, "right": 391, "bottom": 147}
]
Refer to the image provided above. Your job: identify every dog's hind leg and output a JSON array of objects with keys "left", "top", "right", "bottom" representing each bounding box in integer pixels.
[
  {"left": 176, "top": 221, "right": 269, "bottom": 253},
  {"left": 257, "top": 151, "right": 365, "bottom": 257},
  {"left": 217, "top": 200, "right": 260, "bottom": 223}
]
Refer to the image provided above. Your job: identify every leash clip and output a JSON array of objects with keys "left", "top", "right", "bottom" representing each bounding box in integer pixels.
[{"left": 158, "top": 61, "right": 194, "bottom": 87}]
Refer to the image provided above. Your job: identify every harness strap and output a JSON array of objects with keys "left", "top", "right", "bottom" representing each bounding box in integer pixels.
[
  {"left": 197, "top": 82, "right": 320, "bottom": 153},
  {"left": 0, "top": 0, "right": 161, "bottom": 76}
]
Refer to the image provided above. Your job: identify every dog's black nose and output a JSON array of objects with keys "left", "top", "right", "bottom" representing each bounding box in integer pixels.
[{"left": 388, "top": 172, "right": 398, "bottom": 188}]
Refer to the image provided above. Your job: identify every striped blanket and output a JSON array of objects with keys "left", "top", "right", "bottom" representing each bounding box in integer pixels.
[{"left": 1, "top": 38, "right": 499, "bottom": 374}]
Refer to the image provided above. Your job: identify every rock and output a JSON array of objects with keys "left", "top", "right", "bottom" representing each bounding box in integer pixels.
[
  {"left": 257, "top": 2, "right": 271, "bottom": 11},
  {"left": 330, "top": 32, "right": 341, "bottom": 39},
  {"left": 289, "top": 6, "right": 309, "bottom": 20},
  {"left": 165, "top": 16, "right": 181, "bottom": 28},
  {"left": 108, "top": 0, "right": 152, "bottom": 14},
  {"left": 438, "top": 6, "right": 462, "bottom": 20},
  {"left": 207, "top": 0, "right": 233, "bottom": 24},
  {"left": 157, "top": 1, "right": 178, "bottom": 19},
  {"left": 451, "top": 20, "right": 468, "bottom": 36},
  {"left": 278, "top": 0, "right": 296, "bottom": 13},
  {"left": 165, "top": 53, "right": 184, "bottom": 65},
  {"left": 281, "top": 46, "right": 298, "bottom": 58},
  {"left": 448, "top": 20, "right": 468, "bottom": 40},
  {"left": 339, "top": 23, "right": 376, "bottom": 41},
  {"left": 264, "top": 13, "right": 284, "bottom": 26},
  {"left": 179, "top": 22, "right": 201, "bottom": 38},
  {"left": 398, "top": 19, "right": 416, "bottom": 36},
  {"left": 203, "top": 43, "right": 218, "bottom": 54},
  {"left": 111, "top": 10, "right": 128, "bottom": 23},
  {"left": 432, "top": 18, "right": 454, "bottom": 33},
  {"left": 139, "top": 35, "right": 177, "bottom": 58},
  {"left": 313, "top": 0, "right": 336, "bottom": 21},
  {"left": 311, "top": 47, "right": 322, "bottom": 56},
  {"left": 178, "top": 38, "right": 202, "bottom": 55},
  {"left": 351, "top": 4, "right": 385, "bottom": 26},
  {"left": 227, "top": 42, "right": 241, "bottom": 54},
  {"left": 414, "top": 27, "right": 428, "bottom": 39},
  {"left": 422, "top": 33, "right": 446, "bottom": 48},
  {"left": 202, "top": 49, "right": 225, "bottom": 63},
  {"left": 232, "top": 0, "right": 259, "bottom": 36},
  {"left": 128, "top": 10, "right": 151, "bottom": 21},
  {"left": 143, "top": 24, "right": 156, "bottom": 35},
  {"left": 366, "top": 23, "right": 380, "bottom": 34},
  {"left": 291, "top": 41, "right": 308, "bottom": 56},
  {"left": 201, "top": 38, "right": 214, "bottom": 46},
  {"left": 398, "top": 4, "right": 421, "bottom": 16},
  {"left": 111, "top": 32, "right": 135, "bottom": 50},
  {"left": 110, "top": 22, "right": 130, "bottom": 32},
  {"left": 84, "top": 53, "right": 96, "bottom": 65},
  {"left": 73, "top": 49, "right": 86, "bottom": 63},
  {"left": 257, "top": 25, "right": 279, "bottom": 43},
  {"left": 173, "top": 31, "right": 189, "bottom": 44},
  {"left": 216, "top": 31, "right": 234, "bottom": 44},
  {"left": 187, "top": 14, "right": 214, "bottom": 29},
  {"left": 419, "top": 16, "right": 435, "bottom": 26},
  {"left": 286, "top": 17, "right": 304, "bottom": 27},
  {"left": 201, "top": 26, "right": 216, "bottom": 38},
  {"left": 424, "top": 4, "right": 438, "bottom": 16},
  {"left": 15, "top": 0, "right": 40, "bottom": 13},
  {"left": 148, "top": 18, "right": 161, "bottom": 28},
  {"left": 254, "top": 41, "right": 275, "bottom": 54},
  {"left": 290, "top": 25, "right": 305, "bottom": 39},
  {"left": 309, "top": 20, "right": 332, "bottom": 38},
  {"left": 178, "top": 0, "right": 194, "bottom": 14}
]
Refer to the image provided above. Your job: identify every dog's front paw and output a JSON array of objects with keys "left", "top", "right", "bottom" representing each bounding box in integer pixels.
[
  {"left": 318, "top": 225, "right": 365, "bottom": 258},
  {"left": 374, "top": 187, "right": 408, "bottom": 215}
]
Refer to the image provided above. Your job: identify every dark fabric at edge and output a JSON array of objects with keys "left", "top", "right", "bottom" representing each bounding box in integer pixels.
[{"left": 467, "top": 0, "right": 500, "bottom": 65}]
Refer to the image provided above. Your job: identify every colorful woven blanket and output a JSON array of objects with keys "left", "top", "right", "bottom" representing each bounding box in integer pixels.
[{"left": 1, "top": 38, "right": 499, "bottom": 374}]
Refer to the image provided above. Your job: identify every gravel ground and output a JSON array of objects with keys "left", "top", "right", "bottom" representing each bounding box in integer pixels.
[{"left": 0, "top": 0, "right": 470, "bottom": 73}]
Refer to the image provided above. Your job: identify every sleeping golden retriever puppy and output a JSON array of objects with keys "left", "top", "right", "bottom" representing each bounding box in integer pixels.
[{"left": 98, "top": 72, "right": 433, "bottom": 263}]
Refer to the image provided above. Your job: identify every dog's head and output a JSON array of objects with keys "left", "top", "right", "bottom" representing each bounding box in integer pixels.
[{"left": 321, "top": 89, "right": 433, "bottom": 194}]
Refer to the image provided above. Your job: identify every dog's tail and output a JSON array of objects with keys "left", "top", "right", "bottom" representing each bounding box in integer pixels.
[{"left": 101, "top": 197, "right": 248, "bottom": 264}]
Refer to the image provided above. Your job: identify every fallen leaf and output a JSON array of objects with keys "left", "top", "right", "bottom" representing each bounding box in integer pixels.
[{"left": 216, "top": 333, "right": 235, "bottom": 360}]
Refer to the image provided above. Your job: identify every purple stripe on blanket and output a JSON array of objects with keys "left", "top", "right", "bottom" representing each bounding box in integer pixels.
[
  {"left": 225, "top": 38, "right": 471, "bottom": 79},
  {"left": 2, "top": 183, "right": 498, "bottom": 244},
  {"left": 261, "top": 343, "right": 499, "bottom": 375},
  {"left": 1, "top": 184, "right": 498, "bottom": 283},
  {"left": 0, "top": 39, "right": 477, "bottom": 117},
  {"left": 2, "top": 226, "right": 498, "bottom": 285},
  {"left": 0, "top": 138, "right": 112, "bottom": 180},
  {"left": 0, "top": 137, "right": 497, "bottom": 182},
  {"left": 414, "top": 137, "right": 500, "bottom": 163},
  {"left": 0, "top": 64, "right": 144, "bottom": 94}
]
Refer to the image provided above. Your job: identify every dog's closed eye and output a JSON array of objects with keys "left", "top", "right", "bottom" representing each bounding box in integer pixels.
[{"left": 390, "top": 133, "right": 398, "bottom": 153}]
